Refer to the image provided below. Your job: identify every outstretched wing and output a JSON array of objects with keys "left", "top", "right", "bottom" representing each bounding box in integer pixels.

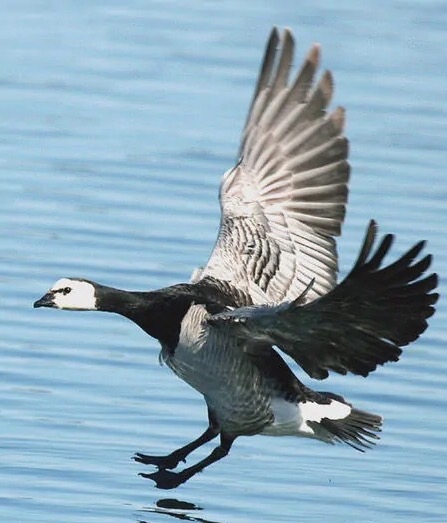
[
  {"left": 196, "top": 27, "right": 350, "bottom": 304},
  {"left": 208, "top": 221, "right": 439, "bottom": 379}
]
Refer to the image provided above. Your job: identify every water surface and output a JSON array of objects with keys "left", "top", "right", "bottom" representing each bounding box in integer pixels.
[{"left": 1, "top": 1, "right": 446, "bottom": 522}]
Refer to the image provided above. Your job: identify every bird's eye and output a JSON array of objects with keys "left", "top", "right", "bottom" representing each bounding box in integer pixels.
[{"left": 62, "top": 287, "right": 72, "bottom": 295}]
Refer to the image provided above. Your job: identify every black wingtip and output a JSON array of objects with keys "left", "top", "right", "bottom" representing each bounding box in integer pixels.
[
  {"left": 267, "top": 27, "right": 280, "bottom": 53},
  {"left": 282, "top": 27, "right": 295, "bottom": 47},
  {"left": 300, "top": 223, "right": 439, "bottom": 378},
  {"left": 353, "top": 220, "right": 378, "bottom": 269}
]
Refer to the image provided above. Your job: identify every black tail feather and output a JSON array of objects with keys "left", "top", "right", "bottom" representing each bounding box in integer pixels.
[{"left": 311, "top": 404, "right": 383, "bottom": 452}]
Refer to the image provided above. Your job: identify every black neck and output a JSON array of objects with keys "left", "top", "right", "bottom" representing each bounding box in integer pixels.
[
  {"left": 94, "top": 278, "right": 251, "bottom": 351},
  {"left": 96, "top": 284, "right": 193, "bottom": 349}
]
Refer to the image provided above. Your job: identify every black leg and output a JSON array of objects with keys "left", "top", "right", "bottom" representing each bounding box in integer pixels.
[
  {"left": 140, "top": 433, "right": 235, "bottom": 490},
  {"left": 133, "top": 407, "right": 220, "bottom": 470}
]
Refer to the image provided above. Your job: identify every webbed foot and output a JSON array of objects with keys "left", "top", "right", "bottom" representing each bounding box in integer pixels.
[
  {"left": 133, "top": 451, "right": 185, "bottom": 470},
  {"left": 139, "top": 469, "right": 188, "bottom": 490}
]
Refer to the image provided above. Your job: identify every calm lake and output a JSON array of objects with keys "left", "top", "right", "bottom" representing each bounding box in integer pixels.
[{"left": 1, "top": 1, "right": 446, "bottom": 522}]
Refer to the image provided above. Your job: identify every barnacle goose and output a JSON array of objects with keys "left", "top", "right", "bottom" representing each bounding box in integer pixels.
[{"left": 34, "top": 28, "right": 438, "bottom": 490}]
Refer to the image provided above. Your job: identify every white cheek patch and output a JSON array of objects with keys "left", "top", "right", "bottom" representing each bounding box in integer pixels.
[{"left": 51, "top": 278, "right": 97, "bottom": 311}]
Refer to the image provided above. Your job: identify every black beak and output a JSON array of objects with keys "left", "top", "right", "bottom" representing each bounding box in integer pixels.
[{"left": 33, "top": 292, "right": 55, "bottom": 308}]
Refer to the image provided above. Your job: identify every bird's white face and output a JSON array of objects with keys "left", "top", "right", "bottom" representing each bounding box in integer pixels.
[{"left": 34, "top": 278, "right": 97, "bottom": 311}]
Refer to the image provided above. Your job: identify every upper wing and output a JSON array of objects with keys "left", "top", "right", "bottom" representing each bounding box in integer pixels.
[
  {"left": 208, "top": 221, "right": 439, "bottom": 379},
  {"left": 197, "top": 27, "right": 350, "bottom": 304}
]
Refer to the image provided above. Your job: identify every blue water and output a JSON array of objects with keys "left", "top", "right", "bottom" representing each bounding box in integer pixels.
[{"left": 1, "top": 1, "right": 446, "bottom": 522}]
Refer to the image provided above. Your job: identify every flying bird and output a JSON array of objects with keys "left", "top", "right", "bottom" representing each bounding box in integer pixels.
[{"left": 34, "top": 27, "right": 438, "bottom": 490}]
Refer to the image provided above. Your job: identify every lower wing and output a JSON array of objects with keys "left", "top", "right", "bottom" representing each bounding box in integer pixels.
[{"left": 208, "top": 220, "right": 439, "bottom": 379}]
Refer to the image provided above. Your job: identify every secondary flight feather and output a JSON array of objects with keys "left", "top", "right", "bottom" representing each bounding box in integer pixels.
[{"left": 196, "top": 28, "right": 350, "bottom": 303}]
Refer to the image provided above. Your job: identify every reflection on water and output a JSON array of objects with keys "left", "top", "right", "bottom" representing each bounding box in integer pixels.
[{"left": 141, "top": 498, "right": 220, "bottom": 523}]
